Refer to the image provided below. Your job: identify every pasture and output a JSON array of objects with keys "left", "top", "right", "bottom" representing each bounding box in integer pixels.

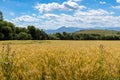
[{"left": 0, "top": 40, "right": 120, "bottom": 80}]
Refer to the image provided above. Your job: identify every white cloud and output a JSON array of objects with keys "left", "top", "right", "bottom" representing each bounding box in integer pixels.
[
  {"left": 11, "top": 6, "right": 120, "bottom": 29},
  {"left": 12, "top": 15, "right": 39, "bottom": 23},
  {"left": 35, "top": 9, "right": 117, "bottom": 29},
  {"left": 112, "top": 6, "right": 120, "bottom": 9},
  {"left": 34, "top": 2, "right": 61, "bottom": 13},
  {"left": 68, "top": 0, "right": 82, "bottom": 2},
  {"left": 41, "top": 13, "right": 59, "bottom": 19},
  {"left": 116, "top": 0, "right": 120, "bottom": 3},
  {"left": 11, "top": 15, "right": 41, "bottom": 28},
  {"left": 73, "top": 9, "right": 117, "bottom": 27},
  {"left": 34, "top": 1, "right": 86, "bottom": 13},
  {"left": 99, "top": 1, "right": 106, "bottom": 5},
  {"left": 32, "top": 14, "right": 37, "bottom": 17},
  {"left": 74, "top": 9, "right": 113, "bottom": 16},
  {"left": 63, "top": 1, "right": 79, "bottom": 10}
]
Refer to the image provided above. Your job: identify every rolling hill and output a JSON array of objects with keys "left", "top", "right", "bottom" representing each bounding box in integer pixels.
[{"left": 74, "top": 29, "right": 120, "bottom": 36}]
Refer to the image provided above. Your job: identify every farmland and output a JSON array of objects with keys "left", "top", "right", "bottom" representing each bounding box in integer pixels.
[{"left": 0, "top": 40, "right": 120, "bottom": 80}]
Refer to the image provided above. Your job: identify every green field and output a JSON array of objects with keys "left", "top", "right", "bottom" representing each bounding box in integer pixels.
[{"left": 0, "top": 40, "right": 120, "bottom": 80}]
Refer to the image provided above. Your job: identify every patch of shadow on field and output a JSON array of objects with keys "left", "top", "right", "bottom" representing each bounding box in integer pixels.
[
  {"left": 0, "top": 40, "right": 51, "bottom": 45},
  {"left": 33, "top": 40, "right": 51, "bottom": 44}
]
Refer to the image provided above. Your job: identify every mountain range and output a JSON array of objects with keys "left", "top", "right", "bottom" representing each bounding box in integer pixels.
[{"left": 45, "top": 26, "right": 120, "bottom": 34}]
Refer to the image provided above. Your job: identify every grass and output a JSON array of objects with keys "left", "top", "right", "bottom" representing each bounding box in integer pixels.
[{"left": 0, "top": 40, "right": 120, "bottom": 80}]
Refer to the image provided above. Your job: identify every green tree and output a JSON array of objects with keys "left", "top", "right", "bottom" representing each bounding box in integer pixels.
[
  {"left": 0, "top": 32, "right": 4, "bottom": 40},
  {"left": 11, "top": 33, "right": 19, "bottom": 40},
  {"left": 7, "top": 22, "right": 15, "bottom": 32},
  {"left": 39, "top": 29, "right": 48, "bottom": 40},
  {"left": 35, "top": 29, "right": 42, "bottom": 40},
  {"left": 18, "top": 32, "right": 31, "bottom": 40},
  {"left": 1, "top": 26, "right": 12, "bottom": 40},
  {"left": 27, "top": 25, "right": 36, "bottom": 40},
  {"left": 0, "top": 21, "right": 7, "bottom": 26},
  {"left": 72, "top": 34, "right": 81, "bottom": 40},
  {"left": 62, "top": 32, "right": 72, "bottom": 40},
  {"left": 0, "top": 11, "right": 3, "bottom": 21},
  {"left": 54, "top": 33, "right": 63, "bottom": 40},
  {"left": 15, "top": 27, "right": 21, "bottom": 34}
]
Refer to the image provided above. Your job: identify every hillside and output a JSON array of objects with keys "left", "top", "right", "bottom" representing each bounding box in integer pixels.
[{"left": 74, "top": 30, "right": 120, "bottom": 36}]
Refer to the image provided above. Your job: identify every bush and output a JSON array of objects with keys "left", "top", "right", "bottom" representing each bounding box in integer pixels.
[
  {"left": 18, "top": 32, "right": 32, "bottom": 40},
  {"left": 0, "top": 32, "right": 4, "bottom": 40}
]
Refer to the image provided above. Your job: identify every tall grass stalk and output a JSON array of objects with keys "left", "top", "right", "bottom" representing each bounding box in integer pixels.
[
  {"left": 99, "top": 44, "right": 105, "bottom": 79},
  {"left": 1, "top": 44, "right": 15, "bottom": 80}
]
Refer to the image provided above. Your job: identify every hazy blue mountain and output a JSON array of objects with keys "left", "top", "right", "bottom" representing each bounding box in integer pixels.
[
  {"left": 45, "top": 26, "right": 85, "bottom": 34},
  {"left": 45, "top": 26, "right": 120, "bottom": 34},
  {"left": 104, "top": 27, "right": 120, "bottom": 31}
]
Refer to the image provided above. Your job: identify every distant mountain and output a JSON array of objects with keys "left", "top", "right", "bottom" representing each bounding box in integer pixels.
[
  {"left": 45, "top": 26, "right": 120, "bottom": 34},
  {"left": 104, "top": 27, "right": 120, "bottom": 31},
  {"left": 45, "top": 26, "right": 85, "bottom": 34}
]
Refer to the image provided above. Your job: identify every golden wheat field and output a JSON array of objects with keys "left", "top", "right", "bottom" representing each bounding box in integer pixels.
[{"left": 0, "top": 40, "right": 120, "bottom": 80}]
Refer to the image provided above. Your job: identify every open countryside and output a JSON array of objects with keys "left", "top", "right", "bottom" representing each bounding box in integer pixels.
[{"left": 1, "top": 0, "right": 120, "bottom": 80}]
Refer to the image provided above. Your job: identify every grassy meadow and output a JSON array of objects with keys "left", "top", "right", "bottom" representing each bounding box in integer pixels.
[{"left": 0, "top": 40, "right": 120, "bottom": 80}]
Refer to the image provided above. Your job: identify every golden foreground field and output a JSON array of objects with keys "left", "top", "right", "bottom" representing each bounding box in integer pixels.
[{"left": 0, "top": 40, "right": 120, "bottom": 80}]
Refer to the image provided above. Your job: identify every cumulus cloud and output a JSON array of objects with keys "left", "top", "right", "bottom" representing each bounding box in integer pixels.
[
  {"left": 41, "top": 9, "right": 118, "bottom": 29},
  {"left": 11, "top": 15, "right": 41, "bottom": 28},
  {"left": 12, "top": 8, "right": 120, "bottom": 29},
  {"left": 34, "top": 1, "right": 86, "bottom": 13},
  {"left": 68, "top": 0, "right": 82, "bottom": 2},
  {"left": 12, "top": 15, "right": 39, "bottom": 23},
  {"left": 63, "top": 1, "right": 79, "bottom": 10},
  {"left": 34, "top": 2, "right": 61, "bottom": 13},
  {"left": 34, "top": 9, "right": 117, "bottom": 29},
  {"left": 99, "top": 1, "right": 106, "bottom": 5},
  {"left": 112, "top": 6, "right": 120, "bottom": 9},
  {"left": 74, "top": 9, "right": 113, "bottom": 16},
  {"left": 116, "top": 0, "right": 120, "bottom": 3},
  {"left": 41, "top": 13, "right": 59, "bottom": 20},
  {"left": 10, "top": 0, "right": 120, "bottom": 29}
]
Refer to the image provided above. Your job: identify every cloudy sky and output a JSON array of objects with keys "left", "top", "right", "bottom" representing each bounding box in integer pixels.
[{"left": 0, "top": 0, "right": 120, "bottom": 29}]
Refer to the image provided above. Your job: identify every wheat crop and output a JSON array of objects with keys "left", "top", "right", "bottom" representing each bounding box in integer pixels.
[{"left": 0, "top": 40, "right": 120, "bottom": 80}]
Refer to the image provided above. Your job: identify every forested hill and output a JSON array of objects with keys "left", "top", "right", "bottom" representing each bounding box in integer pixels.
[
  {"left": 72, "top": 30, "right": 120, "bottom": 40},
  {"left": 74, "top": 30, "right": 120, "bottom": 35}
]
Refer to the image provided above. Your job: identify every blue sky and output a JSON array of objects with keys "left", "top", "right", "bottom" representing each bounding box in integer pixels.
[{"left": 0, "top": 0, "right": 120, "bottom": 29}]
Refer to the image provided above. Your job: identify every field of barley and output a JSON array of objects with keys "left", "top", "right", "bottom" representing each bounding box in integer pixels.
[{"left": 0, "top": 40, "right": 120, "bottom": 80}]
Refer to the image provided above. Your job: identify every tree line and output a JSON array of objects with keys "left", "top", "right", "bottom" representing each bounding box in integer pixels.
[
  {"left": 1, "top": 20, "right": 120, "bottom": 40},
  {"left": 50, "top": 32, "right": 120, "bottom": 40},
  {"left": 0, "top": 21, "right": 48, "bottom": 40}
]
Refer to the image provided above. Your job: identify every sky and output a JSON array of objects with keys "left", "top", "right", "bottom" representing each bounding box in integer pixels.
[{"left": 0, "top": 0, "right": 120, "bottom": 29}]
